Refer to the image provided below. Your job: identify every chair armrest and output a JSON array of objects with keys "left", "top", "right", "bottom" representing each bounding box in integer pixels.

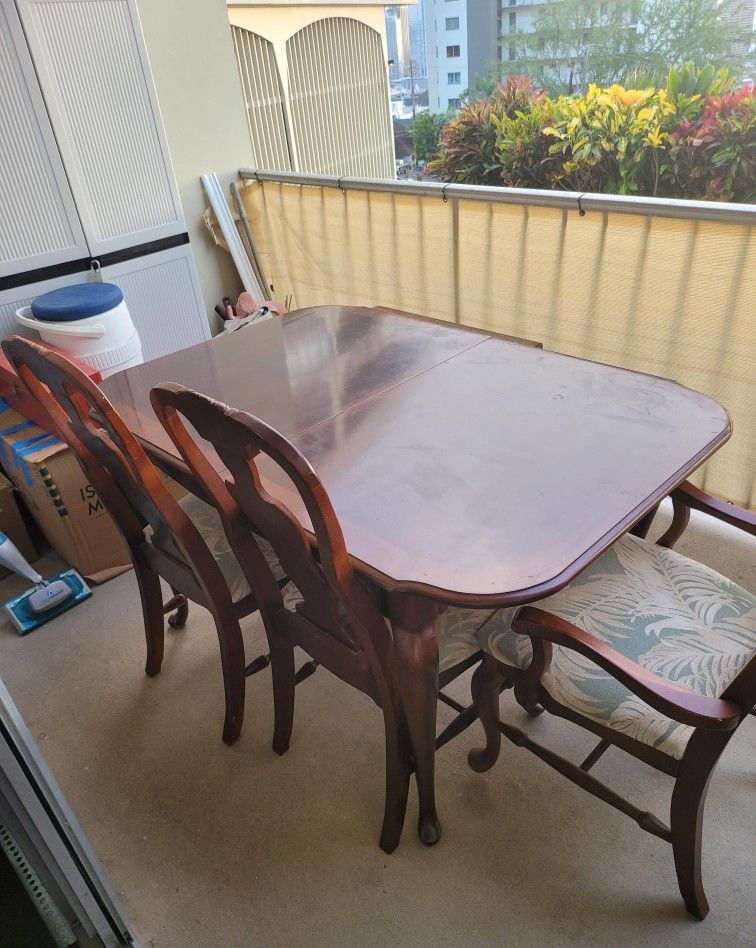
[
  {"left": 514, "top": 607, "right": 742, "bottom": 730},
  {"left": 670, "top": 482, "right": 756, "bottom": 537}
]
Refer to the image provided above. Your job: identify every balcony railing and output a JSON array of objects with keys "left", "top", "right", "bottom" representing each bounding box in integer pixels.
[{"left": 237, "top": 169, "right": 756, "bottom": 510}]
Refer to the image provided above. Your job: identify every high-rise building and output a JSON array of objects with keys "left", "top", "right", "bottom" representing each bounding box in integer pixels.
[
  {"left": 408, "top": 0, "right": 428, "bottom": 76},
  {"left": 386, "top": 4, "right": 427, "bottom": 79},
  {"left": 423, "top": 0, "right": 498, "bottom": 112},
  {"left": 386, "top": 6, "right": 412, "bottom": 79}
]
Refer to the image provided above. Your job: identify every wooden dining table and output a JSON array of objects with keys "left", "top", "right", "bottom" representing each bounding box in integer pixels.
[{"left": 102, "top": 305, "right": 730, "bottom": 845}]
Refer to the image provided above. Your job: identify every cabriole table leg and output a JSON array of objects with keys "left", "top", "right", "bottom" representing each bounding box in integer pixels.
[{"left": 389, "top": 591, "right": 442, "bottom": 846}]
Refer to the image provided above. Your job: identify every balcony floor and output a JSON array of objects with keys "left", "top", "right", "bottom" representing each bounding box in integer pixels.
[{"left": 0, "top": 502, "right": 754, "bottom": 947}]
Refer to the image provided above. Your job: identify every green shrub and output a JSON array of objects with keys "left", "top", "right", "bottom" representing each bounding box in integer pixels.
[
  {"left": 493, "top": 105, "right": 558, "bottom": 189},
  {"left": 542, "top": 84, "right": 676, "bottom": 195},
  {"left": 666, "top": 88, "right": 756, "bottom": 201},
  {"left": 429, "top": 77, "right": 546, "bottom": 185},
  {"left": 427, "top": 69, "right": 756, "bottom": 202}
]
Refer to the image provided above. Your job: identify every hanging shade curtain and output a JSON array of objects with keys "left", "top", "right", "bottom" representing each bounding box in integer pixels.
[{"left": 241, "top": 179, "right": 755, "bottom": 510}]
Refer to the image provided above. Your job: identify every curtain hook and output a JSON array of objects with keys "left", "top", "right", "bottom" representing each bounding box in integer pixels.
[
  {"left": 577, "top": 194, "right": 586, "bottom": 217},
  {"left": 337, "top": 177, "right": 346, "bottom": 196},
  {"left": 442, "top": 185, "right": 449, "bottom": 204}
]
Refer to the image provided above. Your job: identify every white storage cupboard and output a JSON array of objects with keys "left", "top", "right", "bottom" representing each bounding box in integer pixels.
[{"left": 0, "top": 0, "right": 211, "bottom": 359}]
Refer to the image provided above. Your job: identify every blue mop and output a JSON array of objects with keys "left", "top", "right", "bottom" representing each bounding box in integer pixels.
[{"left": 0, "top": 531, "right": 91, "bottom": 635}]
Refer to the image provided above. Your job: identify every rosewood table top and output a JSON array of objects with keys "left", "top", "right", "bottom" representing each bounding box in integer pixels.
[{"left": 103, "top": 305, "right": 730, "bottom": 608}]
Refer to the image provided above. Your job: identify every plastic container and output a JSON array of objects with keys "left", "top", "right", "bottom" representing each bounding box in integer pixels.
[{"left": 16, "top": 282, "right": 143, "bottom": 379}]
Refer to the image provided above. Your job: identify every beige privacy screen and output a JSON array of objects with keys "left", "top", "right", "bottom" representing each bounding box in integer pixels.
[{"left": 242, "top": 180, "right": 755, "bottom": 509}]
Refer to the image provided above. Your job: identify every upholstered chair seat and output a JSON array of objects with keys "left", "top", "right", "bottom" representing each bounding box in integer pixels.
[{"left": 478, "top": 533, "right": 756, "bottom": 759}]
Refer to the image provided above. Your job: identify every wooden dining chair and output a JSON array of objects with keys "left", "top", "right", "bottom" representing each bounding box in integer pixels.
[
  {"left": 467, "top": 482, "right": 755, "bottom": 919},
  {"left": 150, "top": 382, "right": 493, "bottom": 852},
  {"left": 1, "top": 335, "right": 285, "bottom": 746}
]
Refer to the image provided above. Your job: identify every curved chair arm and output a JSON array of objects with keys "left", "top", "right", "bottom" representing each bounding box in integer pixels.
[
  {"left": 514, "top": 607, "right": 743, "bottom": 731},
  {"left": 669, "top": 482, "right": 756, "bottom": 537}
]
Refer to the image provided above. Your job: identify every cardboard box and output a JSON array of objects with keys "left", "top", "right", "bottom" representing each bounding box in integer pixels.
[
  {"left": 0, "top": 401, "right": 130, "bottom": 583},
  {"left": 0, "top": 470, "right": 37, "bottom": 578}
]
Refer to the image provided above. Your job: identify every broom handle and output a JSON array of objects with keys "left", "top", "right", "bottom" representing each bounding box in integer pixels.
[{"left": 0, "top": 532, "right": 44, "bottom": 586}]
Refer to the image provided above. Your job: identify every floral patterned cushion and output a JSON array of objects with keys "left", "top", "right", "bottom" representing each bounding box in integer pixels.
[
  {"left": 178, "top": 493, "right": 286, "bottom": 602},
  {"left": 479, "top": 533, "right": 756, "bottom": 760}
]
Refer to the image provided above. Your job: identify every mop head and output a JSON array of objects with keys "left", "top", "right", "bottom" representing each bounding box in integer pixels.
[{"left": 3, "top": 569, "right": 91, "bottom": 635}]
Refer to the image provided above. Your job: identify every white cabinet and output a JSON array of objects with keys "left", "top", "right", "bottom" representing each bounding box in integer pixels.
[
  {"left": 16, "top": 0, "right": 186, "bottom": 256},
  {"left": 0, "top": 0, "right": 210, "bottom": 359},
  {"left": 100, "top": 244, "right": 207, "bottom": 361},
  {"left": 0, "top": 0, "right": 87, "bottom": 278},
  {"left": 0, "top": 245, "right": 207, "bottom": 361}
]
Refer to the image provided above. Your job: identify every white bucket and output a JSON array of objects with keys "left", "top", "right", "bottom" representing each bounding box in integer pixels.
[{"left": 16, "top": 299, "right": 143, "bottom": 380}]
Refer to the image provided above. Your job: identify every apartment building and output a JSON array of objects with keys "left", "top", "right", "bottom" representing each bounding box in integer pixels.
[
  {"left": 423, "top": 0, "right": 498, "bottom": 110},
  {"left": 500, "top": 0, "right": 540, "bottom": 66},
  {"left": 722, "top": 0, "right": 756, "bottom": 77}
]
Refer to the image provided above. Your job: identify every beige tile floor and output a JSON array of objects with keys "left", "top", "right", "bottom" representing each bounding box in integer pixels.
[{"left": 0, "top": 503, "right": 753, "bottom": 947}]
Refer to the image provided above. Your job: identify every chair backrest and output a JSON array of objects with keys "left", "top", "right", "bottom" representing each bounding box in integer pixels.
[
  {"left": 150, "top": 383, "right": 393, "bottom": 665},
  {"left": 1, "top": 336, "right": 225, "bottom": 599}
]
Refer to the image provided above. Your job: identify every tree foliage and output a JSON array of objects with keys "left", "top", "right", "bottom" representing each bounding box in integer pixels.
[
  {"left": 488, "top": 0, "right": 756, "bottom": 96},
  {"left": 410, "top": 112, "right": 449, "bottom": 164}
]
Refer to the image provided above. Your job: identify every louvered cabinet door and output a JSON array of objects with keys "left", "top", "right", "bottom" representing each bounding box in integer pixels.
[
  {"left": 0, "top": 0, "right": 88, "bottom": 280},
  {"left": 101, "top": 244, "right": 210, "bottom": 360},
  {"left": 16, "top": 0, "right": 186, "bottom": 257}
]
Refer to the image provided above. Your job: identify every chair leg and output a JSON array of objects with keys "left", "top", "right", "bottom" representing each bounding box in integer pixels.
[
  {"left": 514, "top": 691, "right": 545, "bottom": 717},
  {"left": 210, "top": 608, "right": 247, "bottom": 746},
  {"left": 167, "top": 588, "right": 189, "bottom": 630},
  {"left": 133, "top": 562, "right": 165, "bottom": 678},
  {"left": 670, "top": 732, "right": 727, "bottom": 920},
  {"left": 468, "top": 656, "right": 506, "bottom": 773},
  {"left": 379, "top": 710, "right": 412, "bottom": 854},
  {"left": 269, "top": 637, "right": 296, "bottom": 756}
]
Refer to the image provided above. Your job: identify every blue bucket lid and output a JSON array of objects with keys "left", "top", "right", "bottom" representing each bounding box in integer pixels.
[{"left": 31, "top": 283, "right": 124, "bottom": 322}]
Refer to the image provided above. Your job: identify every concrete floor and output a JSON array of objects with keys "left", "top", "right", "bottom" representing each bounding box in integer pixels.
[{"left": 0, "top": 503, "right": 753, "bottom": 947}]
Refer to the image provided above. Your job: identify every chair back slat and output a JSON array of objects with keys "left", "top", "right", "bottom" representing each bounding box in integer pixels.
[
  {"left": 150, "top": 383, "right": 391, "bottom": 658},
  {"left": 1, "top": 337, "right": 225, "bottom": 596}
]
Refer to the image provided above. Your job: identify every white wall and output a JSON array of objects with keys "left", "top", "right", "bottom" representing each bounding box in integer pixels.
[{"left": 136, "top": 0, "right": 255, "bottom": 332}]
